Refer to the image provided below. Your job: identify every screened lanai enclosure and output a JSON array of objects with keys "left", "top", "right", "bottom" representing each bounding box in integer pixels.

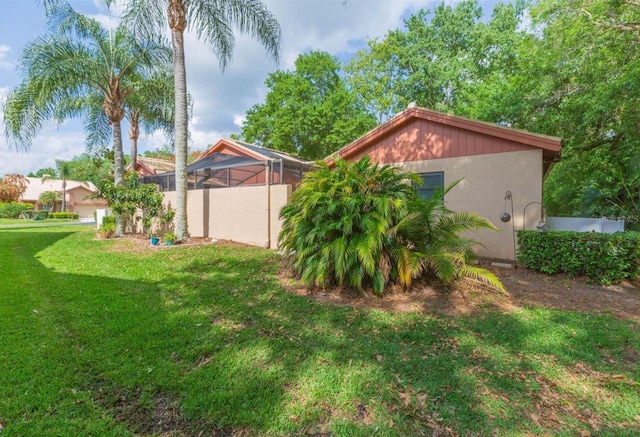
[
  {"left": 140, "top": 152, "right": 311, "bottom": 191},
  {"left": 142, "top": 144, "right": 312, "bottom": 249}
]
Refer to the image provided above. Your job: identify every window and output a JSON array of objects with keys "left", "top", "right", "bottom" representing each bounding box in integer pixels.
[{"left": 415, "top": 172, "right": 444, "bottom": 200}]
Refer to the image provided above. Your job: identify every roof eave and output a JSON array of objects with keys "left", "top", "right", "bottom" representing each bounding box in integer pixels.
[{"left": 329, "top": 107, "right": 562, "bottom": 163}]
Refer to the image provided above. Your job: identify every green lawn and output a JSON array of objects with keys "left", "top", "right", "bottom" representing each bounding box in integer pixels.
[
  {"left": 0, "top": 218, "right": 81, "bottom": 227},
  {"left": 1, "top": 226, "right": 638, "bottom": 436}
]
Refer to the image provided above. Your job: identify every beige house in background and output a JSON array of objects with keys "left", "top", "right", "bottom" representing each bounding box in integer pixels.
[
  {"left": 329, "top": 106, "right": 562, "bottom": 261},
  {"left": 144, "top": 138, "right": 311, "bottom": 248},
  {"left": 148, "top": 110, "right": 561, "bottom": 259},
  {"left": 128, "top": 156, "right": 175, "bottom": 177},
  {"left": 21, "top": 177, "right": 107, "bottom": 219}
]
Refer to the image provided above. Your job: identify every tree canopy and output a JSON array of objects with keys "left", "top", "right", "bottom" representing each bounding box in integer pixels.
[
  {"left": 339, "top": 0, "right": 640, "bottom": 221},
  {"left": 241, "top": 51, "right": 376, "bottom": 160}
]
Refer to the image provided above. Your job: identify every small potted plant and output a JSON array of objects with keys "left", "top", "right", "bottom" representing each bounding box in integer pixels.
[
  {"left": 163, "top": 231, "right": 177, "bottom": 246},
  {"left": 150, "top": 235, "right": 160, "bottom": 246}
]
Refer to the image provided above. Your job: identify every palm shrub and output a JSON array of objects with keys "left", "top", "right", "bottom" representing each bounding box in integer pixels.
[{"left": 279, "top": 157, "right": 504, "bottom": 294}]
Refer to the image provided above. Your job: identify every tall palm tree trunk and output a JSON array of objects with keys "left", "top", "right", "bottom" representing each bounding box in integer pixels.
[
  {"left": 170, "top": 3, "right": 189, "bottom": 242},
  {"left": 129, "top": 112, "right": 140, "bottom": 171},
  {"left": 112, "top": 120, "right": 126, "bottom": 236}
]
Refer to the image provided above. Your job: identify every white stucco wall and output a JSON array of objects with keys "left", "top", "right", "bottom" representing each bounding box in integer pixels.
[
  {"left": 393, "top": 149, "right": 544, "bottom": 260},
  {"left": 162, "top": 184, "right": 292, "bottom": 249}
]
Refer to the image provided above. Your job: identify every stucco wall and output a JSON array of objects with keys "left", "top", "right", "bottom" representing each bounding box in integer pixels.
[
  {"left": 162, "top": 184, "right": 292, "bottom": 249},
  {"left": 392, "top": 149, "right": 544, "bottom": 260}
]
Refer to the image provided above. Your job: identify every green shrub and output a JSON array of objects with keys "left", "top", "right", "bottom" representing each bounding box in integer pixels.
[
  {"left": 101, "top": 215, "right": 116, "bottom": 226},
  {"left": 0, "top": 202, "right": 32, "bottom": 219},
  {"left": 20, "top": 210, "right": 49, "bottom": 220},
  {"left": 517, "top": 230, "right": 640, "bottom": 284},
  {"left": 50, "top": 212, "right": 79, "bottom": 219},
  {"left": 97, "top": 221, "right": 116, "bottom": 239},
  {"left": 279, "top": 157, "right": 503, "bottom": 295}
]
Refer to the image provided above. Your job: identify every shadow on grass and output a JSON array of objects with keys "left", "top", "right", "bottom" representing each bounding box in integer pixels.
[{"left": 1, "top": 229, "right": 638, "bottom": 436}]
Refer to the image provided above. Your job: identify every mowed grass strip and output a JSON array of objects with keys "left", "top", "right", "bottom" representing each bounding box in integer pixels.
[{"left": 1, "top": 226, "right": 639, "bottom": 436}]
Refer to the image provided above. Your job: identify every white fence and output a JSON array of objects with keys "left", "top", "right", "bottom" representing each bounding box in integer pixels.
[{"left": 547, "top": 216, "right": 624, "bottom": 234}]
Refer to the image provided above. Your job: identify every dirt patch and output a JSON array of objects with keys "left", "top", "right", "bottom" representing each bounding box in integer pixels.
[
  {"left": 281, "top": 259, "right": 640, "bottom": 323},
  {"left": 101, "top": 234, "right": 222, "bottom": 252}
]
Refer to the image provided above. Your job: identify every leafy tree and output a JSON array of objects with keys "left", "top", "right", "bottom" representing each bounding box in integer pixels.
[
  {"left": 124, "top": 0, "right": 281, "bottom": 241},
  {"left": 279, "top": 158, "right": 503, "bottom": 295},
  {"left": 0, "top": 174, "right": 29, "bottom": 203},
  {"left": 484, "top": 0, "right": 640, "bottom": 219},
  {"left": 242, "top": 51, "right": 377, "bottom": 159},
  {"left": 28, "top": 167, "right": 57, "bottom": 178},
  {"left": 142, "top": 145, "right": 175, "bottom": 161},
  {"left": 95, "top": 173, "right": 169, "bottom": 237},
  {"left": 30, "top": 152, "right": 114, "bottom": 189},
  {"left": 66, "top": 152, "right": 113, "bottom": 189},
  {"left": 3, "top": 1, "right": 172, "bottom": 235},
  {"left": 38, "top": 190, "right": 62, "bottom": 211},
  {"left": 345, "top": 0, "right": 528, "bottom": 120}
]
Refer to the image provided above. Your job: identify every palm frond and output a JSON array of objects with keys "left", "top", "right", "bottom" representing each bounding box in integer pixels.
[
  {"left": 189, "top": 0, "right": 281, "bottom": 70},
  {"left": 454, "top": 265, "right": 507, "bottom": 294}
]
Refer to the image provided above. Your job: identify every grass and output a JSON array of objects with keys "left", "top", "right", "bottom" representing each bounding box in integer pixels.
[
  {"left": 1, "top": 226, "right": 639, "bottom": 436},
  {"left": 0, "top": 218, "right": 80, "bottom": 227}
]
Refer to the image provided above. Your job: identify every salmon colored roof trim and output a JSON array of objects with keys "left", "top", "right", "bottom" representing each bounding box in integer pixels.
[
  {"left": 198, "top": 138, "right": 308, "bottom": 164},
  {"left": 328, "top": 107, "right": 562, "bottom": 163}
]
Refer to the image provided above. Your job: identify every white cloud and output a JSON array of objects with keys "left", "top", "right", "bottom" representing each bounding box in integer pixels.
[
  {"left": 2, "top": 0, "right": 501, "bottom": 176},
  {"left": 177, "top": 0, "right": 422, "bottom": 146},
  {"left": 0, "top": 128, "right": 87, "bottom": 177},
  {"left": 0, "top": 45, "right": 12, "bottom": 70},
  {"left": 233, "top": 114, "right": 246, "bottom": 128}
]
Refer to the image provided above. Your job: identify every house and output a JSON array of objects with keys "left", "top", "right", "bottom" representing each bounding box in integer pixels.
[
  {"left": 328, "top": 106, "right": 562, "bottom": 261},
  {"left": 21, "top": 177, "right": 108, "bottom": 219},
  {"left": 129, "top": 156, "right": 175, "bottom": 177},
  {"left": 146, "top": 138, "right": 311, "bottom": 248}
]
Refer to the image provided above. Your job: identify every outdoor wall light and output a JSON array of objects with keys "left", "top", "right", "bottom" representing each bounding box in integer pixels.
[{"left": 501, "top": 191, "right": 513, "bottom": 222}]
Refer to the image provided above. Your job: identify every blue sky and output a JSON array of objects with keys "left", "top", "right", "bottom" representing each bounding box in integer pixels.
[{"left": 0, "top": 0, "right": 499, "bottom": 177}]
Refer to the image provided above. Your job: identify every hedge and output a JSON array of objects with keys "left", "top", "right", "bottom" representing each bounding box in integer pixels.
[
  {"left": 517, "top": 230, "right": 640, "bottom": 285},
  {"left": 0, "top": 202, "right": 33, "bottom": 219},
  {"left": 20, "top": 210, "right": 49, "bottom": 220},
  {"left": 50, "top": 212, "right": 79, "bottom": 219}
]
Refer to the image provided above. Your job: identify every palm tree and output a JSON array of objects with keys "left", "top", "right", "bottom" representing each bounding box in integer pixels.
[
  {"left": 123, "top": 0, "right": 281, "bottom": 241},
  {"left": 55, "top": 159, "right": 72, "bottom": 212},
  {"left": 279, "top": 158, "right": 504, "bottom": 294},
  {"left": 38, "top": 190, "right": 62, "bottom": 212},
  {"left": 3, "top": 1, "right": 172, "bottom": 236},
  {"left": 125, "top": 68, "right": 178, "bottom": 171}
]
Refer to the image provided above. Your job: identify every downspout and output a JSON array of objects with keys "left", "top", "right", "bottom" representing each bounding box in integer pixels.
[{"left": 265, "top": 160, "right": 271, "bottom": 249}]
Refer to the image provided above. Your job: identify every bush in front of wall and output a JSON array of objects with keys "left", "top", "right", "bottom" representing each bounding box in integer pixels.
[
  {"left": 279, "top": 157, "right": 504, "bottom": 295},
  {"left": 0, "top": 202, "right": 32, "bottom": 218},
  {"left": 97, "top": 221, "right": 116, "bottom": 239},
  {"left": 517, "top": 230, "right": 640, "bottom": 285},
  {"left": 50, "top": 212, "right": 79, "bottom": 219}
]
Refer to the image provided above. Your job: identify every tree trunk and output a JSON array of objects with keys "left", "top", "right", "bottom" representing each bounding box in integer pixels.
[
  {"left": 171, "top": 26, "right": 189, "bottom": 241},
  {"left": 129, "top": 112, "right": 140, "bottom": 171},
  {"left": 112, "top": 120, "right": 126, "bottom": 237},
  {"left": 129, "top": 111, "right": 140, "bottom": 172},
  {"left": 61, "top": 179, "right": 67, "bottom": 212}
]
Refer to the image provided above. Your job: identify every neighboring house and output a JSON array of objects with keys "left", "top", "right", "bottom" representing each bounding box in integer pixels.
[
  {"left": 328, "top": 106, "right": 562, "bottom": 261},
  {"left": 146, "top": 138, "right": 311, "bottom": 248},
  {"left": 21, "top": 177, "right": 107, "bottom": 219},
  {"left": 129, "top": 156, "right": 175, "bottom": 176}
]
